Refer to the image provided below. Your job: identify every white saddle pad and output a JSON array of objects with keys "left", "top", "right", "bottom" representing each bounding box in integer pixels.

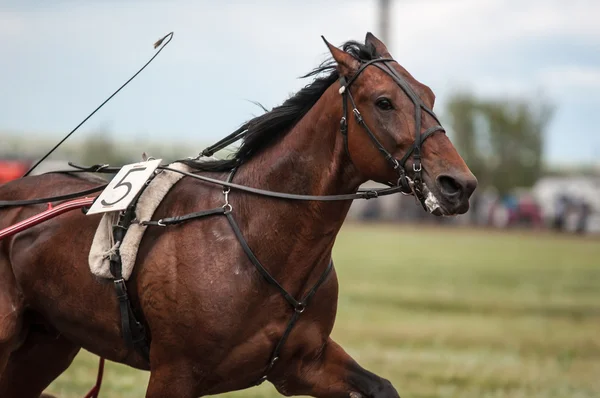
[{"left": 88, "top": 162, "right": 191, "bottom": 280}]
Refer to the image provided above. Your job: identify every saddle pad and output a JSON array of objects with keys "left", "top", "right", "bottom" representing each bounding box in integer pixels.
[{"left": 88, "top": 161, "right": 192, "bottom": 280}]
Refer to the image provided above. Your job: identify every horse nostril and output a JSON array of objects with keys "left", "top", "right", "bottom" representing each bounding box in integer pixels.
[{"left": 437, "top": 175, "right": 462, "bottom": 197}]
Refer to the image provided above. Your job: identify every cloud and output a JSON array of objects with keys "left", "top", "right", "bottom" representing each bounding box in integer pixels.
[
  {"left": 540, "top": 65, "right": 600, "bottom": 91},
  {"left": 0, "top": 11, "right": 25, "bottom": 37}
]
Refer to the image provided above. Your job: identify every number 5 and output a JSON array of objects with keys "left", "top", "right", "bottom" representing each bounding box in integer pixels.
[{"left": 100, "top": 167, "right": 146, "bottom": 206}]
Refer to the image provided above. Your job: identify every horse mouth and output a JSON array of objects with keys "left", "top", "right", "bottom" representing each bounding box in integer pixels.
[
  {"left": 388, "top": 177, "right": 451, "bottom": 216},
  {"left": 422, "top": 183, "right": 443, "bottom": 214},
  {"left": 423, "top": 183, "right": 456, "bottom": 217}
]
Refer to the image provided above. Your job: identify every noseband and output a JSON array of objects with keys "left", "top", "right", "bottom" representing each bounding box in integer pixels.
[{"left": 338, "top": 57, "right": 446, "bottom": 208}]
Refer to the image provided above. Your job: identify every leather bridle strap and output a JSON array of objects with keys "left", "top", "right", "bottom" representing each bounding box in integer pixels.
[
  {"left": 338, "top": 57, "right": 446, "bottom": 204},
  {"left": 341, "top": 76, "right": 401, "bottom": 171},
  {"left": 397, "top": 126, "right": 445, "bottom": 168}
]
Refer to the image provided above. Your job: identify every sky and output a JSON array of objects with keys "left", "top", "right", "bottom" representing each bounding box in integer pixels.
[{"left": 1, "top": 0, "right": 599, "bottom": 166}]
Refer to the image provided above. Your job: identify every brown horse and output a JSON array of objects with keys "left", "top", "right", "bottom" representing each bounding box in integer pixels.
[{"left": 0, "top": 33, "right": 476, "bottom": 397}]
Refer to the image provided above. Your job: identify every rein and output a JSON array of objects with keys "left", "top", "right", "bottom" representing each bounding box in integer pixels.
[{"left": 0, "top": 165, "right": 405, "bottom": 209}]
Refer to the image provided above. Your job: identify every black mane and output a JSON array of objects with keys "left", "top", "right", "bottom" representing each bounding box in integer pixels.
[{"left": 181, "top": 40, "right": 378, "bottom": 172}]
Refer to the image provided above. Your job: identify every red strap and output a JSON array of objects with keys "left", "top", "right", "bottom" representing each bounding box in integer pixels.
[
  {"left": 83, "top": 357, "right": 105, "bottom": 398},
  {"left": 0, "top": 197, "right": 94, "bottom": 241}
]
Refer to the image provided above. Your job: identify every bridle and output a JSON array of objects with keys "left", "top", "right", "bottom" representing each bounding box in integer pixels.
[{"left": 338, "top": 57, "right": 446, "bottom": 209}]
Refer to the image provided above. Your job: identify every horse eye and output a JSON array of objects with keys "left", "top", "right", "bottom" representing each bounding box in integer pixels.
[{"left": 375, "top": 98, "right": 393, "bottom": 111}]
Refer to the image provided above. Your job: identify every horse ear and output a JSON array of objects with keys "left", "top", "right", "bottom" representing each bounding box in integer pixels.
[
  {"left": 321, "top": 36, "right": 359, "bottom": 77},
  {"left": 365, "top": 32, "right": 392, "bottom": 58}
]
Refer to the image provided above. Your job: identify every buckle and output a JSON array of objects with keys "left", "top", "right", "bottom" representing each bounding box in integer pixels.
[
  {"left": 222, "top": 187, "right": 232, "bottom": 213},
  {"left": 113, "top": 278, "right": 128, "bottom": 300},
  {"left": 413, "top": 163, "right": 422, "bottom": 172},
  {"left": 364, "top": 190, "right": 379, "bottom": 199}
]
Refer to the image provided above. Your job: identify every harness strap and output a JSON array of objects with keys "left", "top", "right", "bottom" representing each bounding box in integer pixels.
[
  {"left": 139, "top": 207, "right": 226, "bottom": 226},
  {"left": 200, "top": 124, "right": 249, "bottom": 158},
  {"left": 161, "top": 167, "right": 398, "bottom": 201},
  {"left": 339, "top": 77, "right": 352, "bottom": 161},
  {"left": 256, "top": 258, "right": 333, "bottom": 385},
  {"left": 210, "top": 212, "right": 333, "bottom": 385},
  {"left": 109, "top": 203, "right": 150, "bottom": 362},
  {"left": 225, "top": 212, "right": 303, "bottom": 309},
  {"left": 0, "top": 162, "right": 403, "bottom": 209},
  {"left": 347, "top": 90, "right": 400, "bottom": 170},
  {"left": 0, "top": 185, "right": 106, "bottom": 208},
  {"left": 137, "top": 167, "right": 334, "bottom": 384},
  {"left": 397, "top": 126, "right": 445, "bottom": 167}
]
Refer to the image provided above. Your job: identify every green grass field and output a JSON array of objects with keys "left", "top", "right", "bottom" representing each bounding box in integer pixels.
[{"left": 45, "top": 223, "right": 600, "bottom": 398}]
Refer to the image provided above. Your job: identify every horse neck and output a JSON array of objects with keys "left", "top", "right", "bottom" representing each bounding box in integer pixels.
[{"left": 233, "top": 84, "right": 363, "bottom": 288}]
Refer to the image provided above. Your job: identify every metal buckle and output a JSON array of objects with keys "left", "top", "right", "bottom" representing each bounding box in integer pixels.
[
  {"left": 114, "top": 278, "right": 125, "bottom": 285},
  {"left": 413, "top": 163, "right": 422, "bottom": 172},
  {"left": 398, "top": 174, "right": 414, "bottom": 196},
  {"left": 156, "top": 219, "right": 166, "bottom": 227},
  {"left": 222, "top": 187, "right": 232, "bottom": 213},
  {"left": 113, "top": 278, "right": 128, "bottom": 299},
  {"left": 364, "top": 190, "right": 378, "bottom": 199}
]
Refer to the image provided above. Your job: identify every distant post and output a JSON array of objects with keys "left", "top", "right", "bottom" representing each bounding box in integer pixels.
[{"left": 379, "top": 0, "right": 391, "bottom": 45}]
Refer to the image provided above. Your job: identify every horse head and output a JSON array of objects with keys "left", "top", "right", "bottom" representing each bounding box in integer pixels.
[{"left": 323, "top": 32, "right": 477, "bottom": 215}]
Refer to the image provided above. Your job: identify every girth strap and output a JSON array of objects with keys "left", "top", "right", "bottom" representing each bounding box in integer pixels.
[{"left": 109, "top": 204, "right": 150, "bottom": 362}]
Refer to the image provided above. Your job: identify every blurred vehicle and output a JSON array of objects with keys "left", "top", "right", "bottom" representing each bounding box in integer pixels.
[
  {"left": 532, "top": 176, "right": 600, "bottom": 234},
  {"left": 0, "top": 159, "right": 30, "bottom": 184}
]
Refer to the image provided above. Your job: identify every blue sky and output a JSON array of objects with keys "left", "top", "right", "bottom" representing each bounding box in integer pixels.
[{"left": 1, "top": 0, "right": 599, "bottom": 165}]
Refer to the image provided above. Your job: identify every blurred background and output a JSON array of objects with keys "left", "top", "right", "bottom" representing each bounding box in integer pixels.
[{"left": 1, "top": 0, "right": 599, "bottom": 397}]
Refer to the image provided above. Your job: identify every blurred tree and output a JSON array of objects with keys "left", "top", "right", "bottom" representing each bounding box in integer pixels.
[
  {"left": 446, "top": 92, "right": 554, "bottom": 195},
  {"left": 80, "top": 129, "right": 132, "bottom": 166}
]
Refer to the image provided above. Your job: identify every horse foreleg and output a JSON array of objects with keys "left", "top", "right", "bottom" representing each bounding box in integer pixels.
[
  {"left": 272, "top": 338, "right": 400, "bottom": 398},
  {"left": 145, "top": 361, "right": 199, "bottom": 398}
]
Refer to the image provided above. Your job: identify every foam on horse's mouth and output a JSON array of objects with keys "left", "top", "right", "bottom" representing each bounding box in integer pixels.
[{"left": 422, "top": 183, "right": 441, "bottom": 213}]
